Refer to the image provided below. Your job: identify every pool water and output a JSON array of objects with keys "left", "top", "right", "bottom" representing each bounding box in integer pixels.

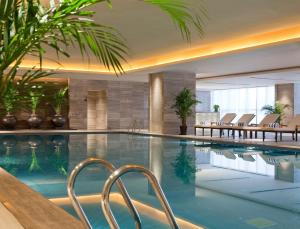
[{"left": 1, "top": 133, "right": 300, "bottom": 228}]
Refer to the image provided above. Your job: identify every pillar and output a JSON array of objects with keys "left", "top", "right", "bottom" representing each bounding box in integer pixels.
[
  {"left": 275, "top": 84, "right": 294, "bottom": 125},
  {"left": 149, "top": 71, "right": 196, "bottom": 135}
]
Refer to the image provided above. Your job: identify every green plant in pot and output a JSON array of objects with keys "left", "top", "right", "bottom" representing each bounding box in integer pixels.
[
  {"left": 51, "top": 87, "right": 68, "bottom": 128},
  {"left": 213, "top": 104, "right": 220, "bottom": 113},
  {"left": 261, "top": 101, "right": 289, "bottom": 125},
  {"left": 27, "top": 86, "right": 44, "bottom": 129},
  {"left": 172, "top": 88, "right": 200, "bottom": 135},
  {"left": 1, "top": 81, "right": 19, "bottom": 129}
]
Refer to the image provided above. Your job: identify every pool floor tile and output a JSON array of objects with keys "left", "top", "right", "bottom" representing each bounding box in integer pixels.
[{"left": 246, "top": 217, "right": 277, "bottom": 228}]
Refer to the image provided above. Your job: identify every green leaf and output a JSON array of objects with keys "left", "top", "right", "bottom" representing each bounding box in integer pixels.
[{"left": 0, "top": 0, "right": 205, "bottom": 90}]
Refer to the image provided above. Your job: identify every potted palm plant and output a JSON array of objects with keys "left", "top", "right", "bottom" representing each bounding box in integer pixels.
[
  {"left": 1, "top": 81, "right": 19, "bottom": 129},
  {"left": 261, "top": 101, "right": 289, "bottom": 125},
  {"left": 213, "top": 104, "right": 220, "bottom": 113},
  {"left": 51, "top": 87, "right": 68, "bottom": 128},
  {"left": 27, "top": 86, "right": 44, "bottom": 128},
  {"left": 172, "top": 88, "right": 200, "bottom": 135}
]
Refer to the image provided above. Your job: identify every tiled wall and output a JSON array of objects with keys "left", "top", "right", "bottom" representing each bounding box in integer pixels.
[
  {"left": 294, "top": 84, "right": 300, "bottom": 116},
  {"left": 69, "top": 79, "right": 148, "bottom": 130},
  {"left": 275, "top": 83, "right": 294, "bottom": 125},
  {"left": 149, "top": 72, "right": 196, "bottom": 135}
]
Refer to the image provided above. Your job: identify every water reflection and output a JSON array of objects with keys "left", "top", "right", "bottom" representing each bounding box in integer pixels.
[
  {"left": 51, "top": 135, "right": 68, "bottom": 176},
  {"left": 195, "top": 143, "right": 300, "bottom": 182},
  {"left": 1, "top": 136, "right": 18, "bottom": 175},
  {"left": 172, "top": 141, "right": 196, "bottom": 184},
  {"left": 0, "top": 135, "right": 69, "bottom": 177},
  {"left": 28, "top": 135, "right": 42, "bottom": 172}
]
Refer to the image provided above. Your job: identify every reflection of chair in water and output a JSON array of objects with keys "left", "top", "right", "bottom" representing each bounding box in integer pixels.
[
  {"left": 237, "top": 153, "right": 256, "bottom": 162},
  {"left": 260, "top": 154, "right": 298, "bottom": 165},
  {"left": 128, "top": 118, "right": 142, "bottom": 132},
  {"left": 215, "top": 151, "right": 237, "bottom": 160}
]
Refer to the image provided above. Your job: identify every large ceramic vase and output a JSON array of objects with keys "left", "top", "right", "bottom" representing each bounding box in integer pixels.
[
  {"left": 2, "top": 113, "right": 17, "bottom": 129},
  {"left": 180, "top": 125, "right": 187, "bottom": 135},
  {"left": 28, "top": 114, "right": 43, "bottom": 129},
  {"left": 51, "top": 114, "right": 66, "bottom": 128}
]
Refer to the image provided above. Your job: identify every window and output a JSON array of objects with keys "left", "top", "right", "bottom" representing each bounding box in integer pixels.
[{"left": 211, "top": 86, "right": 275, "bottom": 124}]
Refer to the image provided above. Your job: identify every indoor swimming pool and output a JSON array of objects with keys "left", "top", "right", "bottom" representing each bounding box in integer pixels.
[{"left": 1, "top": 133, "right": 300, "bottom": 228}]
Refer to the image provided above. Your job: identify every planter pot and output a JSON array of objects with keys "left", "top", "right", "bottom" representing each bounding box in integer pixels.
[
  {"left": 28, "top": 135, "right": 42, "bottom": 147},
  {"left": 2, "top": 136, "right": 17, "bottom": 148},
  {"left": 51, "top": 114, "right": 66, "bottom": 128},
  {"left": 28, "top": 114, "right": 43, "bottom": 129},
  {"left": 51, "top": 135, "right": 66, "bottom": 146},
  {"left": 2, "top": 114, "right": 17, "bottom": 129},
  {"left": 180, "top": 125, "right": 187, "bottom": 135}
]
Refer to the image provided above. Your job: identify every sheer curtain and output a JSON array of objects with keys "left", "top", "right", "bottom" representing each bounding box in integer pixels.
[{"left": 211, "top": 86, "right": 275, "bottom": 124}]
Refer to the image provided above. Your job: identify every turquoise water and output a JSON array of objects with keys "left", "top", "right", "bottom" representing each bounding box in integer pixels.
[{"left": 1, "top": 133, "right": 300, "bottom": 228}]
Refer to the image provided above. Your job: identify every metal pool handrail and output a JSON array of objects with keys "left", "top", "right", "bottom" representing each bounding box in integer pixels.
[
  {"left": 67, "top": 158, "right": 142, "bottom": 229},
  {"left": 101, "top": 165, "right": 180, "bottom": 229}
]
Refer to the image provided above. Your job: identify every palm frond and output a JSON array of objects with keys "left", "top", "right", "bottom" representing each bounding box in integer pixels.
[
  {"left": 144, "top": 0, "right": 205, "bottom": 41},
  {"left": 0, "top": 0, "right": 206, "bottom": 89}
]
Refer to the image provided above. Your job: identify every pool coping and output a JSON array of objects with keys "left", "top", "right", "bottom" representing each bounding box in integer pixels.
[
  {"left": 0, "top": 168, "right": 84, "bottom": 229},
  {"left": 0, "top": 129, "right": 298, "bottom": 151}
]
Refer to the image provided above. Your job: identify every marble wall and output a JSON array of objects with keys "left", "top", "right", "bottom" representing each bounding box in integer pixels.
[
  {"left": 149, "top": 72, "right": 196, "bottom": 135},
  {"left": 69, "top": 79, "right": 148, "bottom": 130},
  {"left": 294, "top": 84, "right": 300, "bottom": 116},
  {"left": 275, "top": 83, "right": 294, "bottom": 125}
]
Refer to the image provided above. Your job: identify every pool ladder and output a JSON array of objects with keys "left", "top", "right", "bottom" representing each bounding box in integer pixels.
[{"left": 67, "top": 158, "right": 179, "bottom": 229}]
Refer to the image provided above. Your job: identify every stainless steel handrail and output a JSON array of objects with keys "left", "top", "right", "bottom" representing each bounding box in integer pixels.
[
  {"left": 101, "top": 165, "right": 180, "bottom": 229},
  {"left": 67, "top": 158, "right": 142, "bottom": 229}
]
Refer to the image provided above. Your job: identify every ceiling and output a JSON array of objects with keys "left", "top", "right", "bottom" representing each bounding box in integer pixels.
[
  {"left": 196, "top": 69, "right": 300, "bottom": 90},
  {"left": 23, "top": 0, "right": 300, "bottom": 87}
]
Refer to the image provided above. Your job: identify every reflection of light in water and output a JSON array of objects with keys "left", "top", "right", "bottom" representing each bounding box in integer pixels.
[
  {"left": 87, "top": 134, "right": 107, "bottom": 158},
  {"left": 51, "top": 193, "right": 205, "bottom": 229},
  {"left": 210, "top": 151, "right": 275, "bottom": 176},
  {"left": 149, "top": 138, "right": 163, "bottom": 183}
]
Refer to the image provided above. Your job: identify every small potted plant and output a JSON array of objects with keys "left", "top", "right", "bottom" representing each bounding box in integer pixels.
[
  {"left": 213, "top": 104, "right": 220, "bottom": 113},
  {"left": 172, "top": 88, "right": 200, "bottom": 135},
  {"left": 261, "top": 101, "right": 289, "bottom": 125},
  {"left": 51, "top": 87, "right": 68, "bottom": 128},
  {"left": 1, "top": 81, "right": 19, "bottom": 129},
  {"left": 27, "top": 86, "right": 44, "bottom": 128}
]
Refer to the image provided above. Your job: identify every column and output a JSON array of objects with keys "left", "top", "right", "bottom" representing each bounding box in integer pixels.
[
  {"left": 275, "top": 84, "right": 294, "bottom": 125},
  {"left": 149, "top": 71, "right": 196, "bottom": 135}
]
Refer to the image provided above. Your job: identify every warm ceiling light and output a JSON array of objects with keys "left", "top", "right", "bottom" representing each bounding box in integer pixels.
[{"left": 20, "top": 23, "right": 300, "bottom": 74}]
